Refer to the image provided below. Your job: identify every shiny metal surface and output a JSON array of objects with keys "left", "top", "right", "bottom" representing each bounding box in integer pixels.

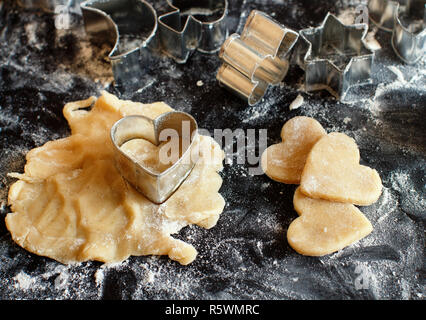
[
  {"left": 368, "top": 0, "right": 403, "bottom": 31},
  {"left": 295, "top": 13, "right": 374, "bottom": 101},
  {"left": 216, "top": 10, "right": 298, "bottom": 106},
  {"left": 80, "top": 0, "right": 229, "bottom": 88},
  {"left": 110, "top": 111, "right": 199, "bottom": 204},
  {"left": 368, "top": 0, "right": 425, "bottom": 64},
  {"left": 158, "top": 0, "right": 229, "bottom": 63},
  {"left": 392, "top": 0, "right": 426, "bottom": 64}
]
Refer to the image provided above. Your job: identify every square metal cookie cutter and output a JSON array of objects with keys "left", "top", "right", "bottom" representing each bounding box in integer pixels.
[
  {"left": 110, "top": 111, "right": 199, "bottom": 204},
  {"left": 294, "top": 13, "right": 375, "bottom": 101},
  {"left": 368, "top": 0, "right": 425, "bottom": 64},
  {"left": 216, "top": 10, "right": 299, "bottom": 106}
]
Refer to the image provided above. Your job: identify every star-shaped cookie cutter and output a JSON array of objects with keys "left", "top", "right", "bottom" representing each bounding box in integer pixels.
[
  {"left": 81, "top": 0, "right": 159, "bottom": 89},
  {"left": 216, "top": 10, "right": 299, "bottom": 106},
  {"left": 295, "top": 13, "right": 375, "bottom": 101},
  {"left": 158, "top": 0, "right": 229, "bottom": 63},
  {"left": 368, "top": 0, "right": 425, "bottom": 64}
]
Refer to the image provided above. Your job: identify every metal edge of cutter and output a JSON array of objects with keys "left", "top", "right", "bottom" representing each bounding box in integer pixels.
[
  {"left": 110, "top": 111, "right": 199, "bottom": 204},
  {"left": 294, "top": 12, "right": 375, "bottom": 102},
  {"left": 391, "top": 0, "right": 426, "bottom": 64},
  {"left": 80, "top": 0, "right": 159, "bottom": 89},
  {"left": 158, "top": 0, "right": 229, "bottom": 63},
  {"left": 216, "top": 10, "right": 299, "bottom": 106}
]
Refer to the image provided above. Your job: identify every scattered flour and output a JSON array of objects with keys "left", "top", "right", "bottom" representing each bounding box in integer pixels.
[
  {"left": 0, "top": 0, "right": 424, "bottom": 301},
  {"left": 13, "top": 271, "right": 37, "bottom": 290}
]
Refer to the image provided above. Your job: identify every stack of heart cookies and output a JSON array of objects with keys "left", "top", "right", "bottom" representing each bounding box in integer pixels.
[{"left": 261, "top": 116, "right": 383, "bottom": 256}]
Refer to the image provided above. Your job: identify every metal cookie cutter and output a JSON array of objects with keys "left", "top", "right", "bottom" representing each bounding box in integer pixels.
[
  {"left": 295, "top": 13, "right": 374, "bottom": 101},
  {"left": 392, "top": 0, "right": 426, "bottom": 64},
  {"left": 216, "top": 10, "right": 299, "bottom": 106},
  {"left": 81, "top": 0, "right": 159, "bottom": 89},
  {"left": 368, "top": 0, "right": 402, "bottom": 31},
  {"left": 368, "top": 0, "right": 425, "bottom": 64},
  {"left": 158, "top": 0, "right": 229, "bottom": 63},
  {"left": 111, "top": 111, "right": 199, "bottom": 204}
]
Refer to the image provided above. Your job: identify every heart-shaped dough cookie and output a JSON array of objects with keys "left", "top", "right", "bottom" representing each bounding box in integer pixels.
[
  {"left": 287, "top": 187, "right": 373, "bottom": 256},
  {"left": 300, "top": 132, "right": 382, "bottom": 206},
  {"left": 261, "top": 116, "right": 326, "bottom": 184}
]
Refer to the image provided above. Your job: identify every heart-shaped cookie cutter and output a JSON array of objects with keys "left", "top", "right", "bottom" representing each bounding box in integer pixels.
[{"left": 111, "top": 111, "right": 199, "bottom": 204}]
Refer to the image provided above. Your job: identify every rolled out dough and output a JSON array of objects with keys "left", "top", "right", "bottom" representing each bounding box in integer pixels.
[{"left": 6, "top": 91, "right": 225, "bottom": 265}]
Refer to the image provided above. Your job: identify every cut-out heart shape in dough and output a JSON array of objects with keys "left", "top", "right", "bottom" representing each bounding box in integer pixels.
[
  {"left": 287, "top": 187, "right": 373, "bottom": 256},
  {"left": 261, "top": 116, "right": 326, "bottom": 184},
  {"left": 300, "top": 132, "right": 382, "bottom": 206}
]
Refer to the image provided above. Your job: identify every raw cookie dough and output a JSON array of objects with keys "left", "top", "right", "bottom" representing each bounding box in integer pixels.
[
  {"left": 261, "top": 116, "right": 326, "bottom": 184},
  {"left": 6, "top": 91, "right": 225, "bottom": 265},
  {"left": 287, "top": 187, "right": 373, "bottom": 256},
  {"left": 120, "top": 139, "right": 180, "bottom": 175},
  {"left": 300, "top": 132, "right": 383, "bottom": 206}
]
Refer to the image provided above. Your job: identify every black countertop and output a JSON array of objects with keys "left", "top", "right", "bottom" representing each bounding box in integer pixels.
[{"left": 0, "top": 0, "right": 424, "bottom": 300}]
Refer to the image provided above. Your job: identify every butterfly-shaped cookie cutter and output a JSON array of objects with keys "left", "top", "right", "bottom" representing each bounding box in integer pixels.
[
  {"left": 216, "top": 10, "right": 299, "bottom": 106},
  {"left": 294, "top": 13, "right": 375, "bottom": 101},
  {"left": 368, "top": 0, "right": 425, "bottom": 64},
  {"left": 111, "top": 111, "right": 199, "bottom": 204},
  {"left": 158, "top": 0, "right": 229, "bottom": 63}
]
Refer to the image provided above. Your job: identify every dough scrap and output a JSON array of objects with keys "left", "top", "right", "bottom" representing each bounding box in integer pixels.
[
  {"left": 6, "top": 91, "right": 225, "bottom": 265},
  {"left": 300, "top": 132, "right": 383, "bottom": 206},
  {"left": 287, "top": 187, "right": 373, "bottom": 256},
  {"left": 261, "top": 116, "right": 326, "bottom": 184}
]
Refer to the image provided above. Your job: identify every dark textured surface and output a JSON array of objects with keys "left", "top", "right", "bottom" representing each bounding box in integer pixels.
[{"left": 0, "top": 0, "right": 424, "bottom": 300}]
